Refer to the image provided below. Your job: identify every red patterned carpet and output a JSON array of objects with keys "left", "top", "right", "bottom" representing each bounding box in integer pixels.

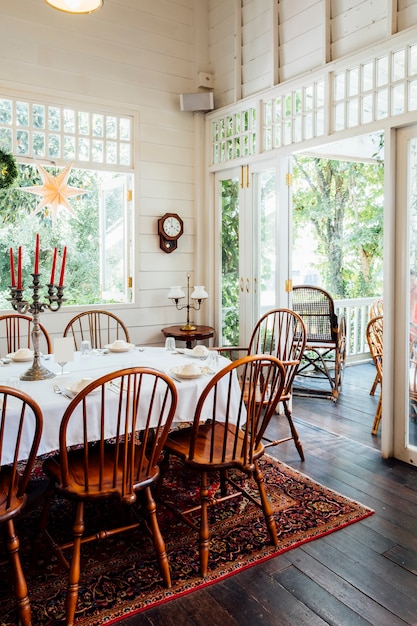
[{"left": 0, "top": 455, "right": 373, "bottom": 625}]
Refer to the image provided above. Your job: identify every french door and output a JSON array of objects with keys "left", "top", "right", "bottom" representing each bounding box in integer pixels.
[
  {"left": 215, "top": 161, "right": 289, "bottom": 347},
  {"left": 394, "top": 125, "right": 417, "bottom": 464}
]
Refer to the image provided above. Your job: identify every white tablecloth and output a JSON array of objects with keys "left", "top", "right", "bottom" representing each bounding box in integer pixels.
[{"left": 0, "top": 347, "right": 239, "bottom": 464}]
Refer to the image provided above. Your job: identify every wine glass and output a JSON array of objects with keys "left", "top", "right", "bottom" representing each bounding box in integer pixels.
[{"left": 57, "top": 361, "right": 68, "bottom": 376}]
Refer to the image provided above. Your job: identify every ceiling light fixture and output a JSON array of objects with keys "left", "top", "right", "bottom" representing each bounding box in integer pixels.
[{"left": 45, "top": 0, "right": 103, "bottom": 14}]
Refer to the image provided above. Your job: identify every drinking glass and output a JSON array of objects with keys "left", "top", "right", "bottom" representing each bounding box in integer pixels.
[
  {"left": 81, "top": 340, "right": 92, "bottom": 355},
  {"left": 165, "top": 337, "right": 176, "bottom": 351},
  {"left": 207, "top": 350, "right": 219, "bottom": 372}
]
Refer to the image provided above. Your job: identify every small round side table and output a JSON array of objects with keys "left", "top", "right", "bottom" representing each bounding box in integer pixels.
[{"left": 161, "top": 325, "right": 215, "bottom": 349}]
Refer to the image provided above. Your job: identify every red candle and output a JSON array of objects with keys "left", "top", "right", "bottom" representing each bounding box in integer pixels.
[
  {"left": 17, "top": 246, "right": 22, "bottom": 290},
  {"left": 50, "top": 247, "right": 57, "bottom": 285},
  {"left": 9, "top": 248, "right": 16, "bottom": 287},
  {"left": 59, "top": 246, "right": 67, "bottom": 287},
  {"left": 34, "top": 233, "right": 40, "bottom": 274}
]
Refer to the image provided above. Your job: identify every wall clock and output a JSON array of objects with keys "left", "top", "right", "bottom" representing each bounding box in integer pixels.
[{"left": 158, "top": 213, "right": 184, "bottom": 253}]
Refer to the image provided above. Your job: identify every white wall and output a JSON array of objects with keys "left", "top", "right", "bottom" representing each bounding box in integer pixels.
[{"left": 0, "top": 0, "right": 211, "bottom": 347}]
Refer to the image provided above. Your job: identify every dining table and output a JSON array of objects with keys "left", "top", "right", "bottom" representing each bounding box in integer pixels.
[{"left": 0, "top": 346, "right": 240, "bottom": 465}]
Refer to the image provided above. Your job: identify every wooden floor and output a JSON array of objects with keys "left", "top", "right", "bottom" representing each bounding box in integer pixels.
[{"left": 121, "top": 363, "right": 417, "bottom": 626}]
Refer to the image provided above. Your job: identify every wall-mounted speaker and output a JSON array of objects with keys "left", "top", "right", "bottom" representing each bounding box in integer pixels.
[{"left": 180, "top": 92, "right": 214, "bottom": 112}]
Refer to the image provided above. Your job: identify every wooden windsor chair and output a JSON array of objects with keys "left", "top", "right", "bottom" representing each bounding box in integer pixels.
[
  {"left": 38, "top": 367, "right": 177, "bottom": 626},
  {"left": 0, "top": 313, "right": 52, "bottom": 357},
  {"left": 0, "top": 386, "right": 43, "bottom": 626},
  {"left": 214, "top": 308, "right": 307, "bottom": 460},
  {"left": 63, "top": 310, "right": 130, "bottom": 350},
  {"left": 158, "top": 354, "right": 286, "bottom": 578}
]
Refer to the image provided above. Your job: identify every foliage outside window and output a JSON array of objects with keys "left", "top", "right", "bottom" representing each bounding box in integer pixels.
[
  {"left": 0, "top": 163, "right": 132, "bottom": 309},
  {"left": 292, "top": 156, "right": 384, "bottom": 299},
  {"left": 0, "top": 96, "right": 134, "bottom": 309}
]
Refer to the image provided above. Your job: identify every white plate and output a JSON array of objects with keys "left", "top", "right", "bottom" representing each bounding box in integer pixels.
[
  {"left": 104, "top": 343, "right": 135, "bottom": 353},
  {"left": 183, "top": 348, "right": 208, "bottom": 360},
  {"left": 66, "top": 379, "right": 98, "bottom": 395},
  {"left": 7, "top": 351, "right": 34, "bottom": 362},
  {"left": 170, "top": 365, "right": 204, "bottom": 380}
]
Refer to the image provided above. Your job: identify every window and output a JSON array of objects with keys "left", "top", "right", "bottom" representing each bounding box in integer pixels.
[{"left": 0, "top": 96, "right": 134, "bottom": 308}]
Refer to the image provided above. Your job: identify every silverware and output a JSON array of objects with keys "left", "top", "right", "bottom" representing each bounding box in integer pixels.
[
  {"left": 169, "top": 373, "right": 183, "bottom": 384},
  {"left": 53, "top": 384, "right": 73, "bottom": 400}
]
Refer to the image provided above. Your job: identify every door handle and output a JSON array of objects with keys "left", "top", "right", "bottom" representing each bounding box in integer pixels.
[
  {"left": 246, "top": 278, "right": 250, "bottom": 293},
  {"left": 240, "top": 277, "right": 244, "bottom": 292}
]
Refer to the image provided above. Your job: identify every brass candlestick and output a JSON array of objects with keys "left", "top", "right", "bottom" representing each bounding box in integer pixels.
[{"left": 9, "top": 274, "right": 65, "bottom": 381}]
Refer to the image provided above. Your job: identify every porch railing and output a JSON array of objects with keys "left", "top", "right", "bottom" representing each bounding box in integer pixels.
[{"left": 334, "top": 296, "right": 377, "bottom": 362}]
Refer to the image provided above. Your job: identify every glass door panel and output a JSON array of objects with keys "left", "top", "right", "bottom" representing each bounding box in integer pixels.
[
  {"left": 216, "top": 164, "right": 281, "bottom": 347},
  {"left": 395, "top": 125, "right": 417, "bottom": 464}
]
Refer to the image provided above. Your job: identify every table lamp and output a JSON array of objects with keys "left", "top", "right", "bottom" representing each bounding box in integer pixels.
[{"left": 168, "top": 273, "right": 208, "bottom": 331}]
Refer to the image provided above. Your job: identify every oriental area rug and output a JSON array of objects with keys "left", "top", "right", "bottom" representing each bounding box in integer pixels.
[{"left": 0, "top": 455, "right": 373, "bottom": 625}]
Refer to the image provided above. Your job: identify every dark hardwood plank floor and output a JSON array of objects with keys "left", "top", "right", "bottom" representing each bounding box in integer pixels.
[{"left": 120, "top": 363, "right": 417, "bottom": 626}]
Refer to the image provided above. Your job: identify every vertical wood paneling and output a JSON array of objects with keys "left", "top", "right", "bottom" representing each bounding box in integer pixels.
[
  {"left": 0, "top": 0, "right": 200, "bottom": 346},
  {"left": 398, "top": 0, "right": 417, "bottom": 30},
  {"left": 241, "top": 0, "right": 273, "bottom": 98},
  {"left": 278, "top": 0, "right": 324, "bottom": 82},
  {"left": 208, "top": 0, "right": 236, "bottom": 107},
  {"left": 330, "top": 0, "right": 388, "bottom": 59}
]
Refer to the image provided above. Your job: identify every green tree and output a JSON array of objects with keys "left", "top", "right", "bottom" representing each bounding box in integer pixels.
[{"left": 292, "top": 156, "right": 384, "bottom": 298}]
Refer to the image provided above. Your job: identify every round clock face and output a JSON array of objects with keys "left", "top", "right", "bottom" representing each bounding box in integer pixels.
[{"left": 163, "top": 216, "right": 182, "bottom": 237}]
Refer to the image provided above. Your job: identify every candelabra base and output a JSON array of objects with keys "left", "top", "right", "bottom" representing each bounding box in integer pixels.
[
  {"left": 20, "top": 359, "right": 56, "bottom": 381},
  {"left": 180, "top": 323, "right": 197, "bottom": 331}
]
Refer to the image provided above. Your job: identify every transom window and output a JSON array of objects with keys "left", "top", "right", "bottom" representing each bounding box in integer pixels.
[{"left": 0, "top": 98, "right": 133, "bottom": 168}]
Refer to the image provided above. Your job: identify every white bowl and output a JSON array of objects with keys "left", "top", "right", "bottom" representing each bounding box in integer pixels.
[
  {"left": 105, "top": 341, "right": 135, "bottom": 353},
  {"left": 171, "top": 364, "right": 203, "bottom": 380},
  {"left": 8, "top": 348, "right": 34, "bottom": 362}
]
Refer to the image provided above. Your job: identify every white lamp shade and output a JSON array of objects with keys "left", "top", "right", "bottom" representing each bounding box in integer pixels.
[
  {"left": 45, "top": 0, "right": 103, "bottom": 13},
  {"left": 191, "top": 286, "right": 208, "bottom": 300},
  {"left": 168, "top": 286, "right": 185, "bottom": 300}
]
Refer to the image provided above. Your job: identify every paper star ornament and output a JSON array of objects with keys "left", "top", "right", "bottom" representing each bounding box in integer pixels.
[{"left": 20, "top": 162, "right": 87, "bottom": 224}]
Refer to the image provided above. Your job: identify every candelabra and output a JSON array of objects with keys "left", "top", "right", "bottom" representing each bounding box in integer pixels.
[
  {"left": 9, "top": 274, "right": 65, "bottom": 381},
  {"left": 168, "top": 273, "right": 208, "bottom": 331}
]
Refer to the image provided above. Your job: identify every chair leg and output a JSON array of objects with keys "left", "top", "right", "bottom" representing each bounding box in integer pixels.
[
  {"left": 199, "top": 472, "right": 210, "bottom": 578},
  {"left": 372, "top": 395, "right": 382, "bottom": 435},
  {"left": 283, "top": 400, "right": 305, "bottom": 461},
  {"left": 66, "top": 501, "right": 85, "bottom": 626},
  {"left": 253, "top": 461, "right": 278, "bottom": 547},
  {"left": 5, "top": 519, "right": 32, "bottom": 626},
  {"left": 370, "top": 372, "right": 380, "bottom": 396},
  {"left": 143, "top": 487, "right": 171, "bottom": 588}
]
